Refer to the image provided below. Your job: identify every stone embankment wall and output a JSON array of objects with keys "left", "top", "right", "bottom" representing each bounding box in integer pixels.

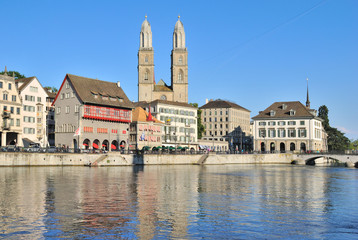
[{"left": 0, "top": 152, "right": 293, "bottom": 167}]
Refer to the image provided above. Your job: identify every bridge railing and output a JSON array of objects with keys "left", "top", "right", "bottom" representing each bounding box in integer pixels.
[{"left": 299, "top": 150, "right": 358, "bottom": 155}]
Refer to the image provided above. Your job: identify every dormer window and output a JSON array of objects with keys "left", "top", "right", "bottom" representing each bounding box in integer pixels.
[
  {"left": 270, "top": 110, "right": 276, "bottom": 116},
  {"left": 289, "top": 109, "right": 296, "bottom": 116},
  {"left": 282, "top": 104, "right": 287, "bottom": 110}
]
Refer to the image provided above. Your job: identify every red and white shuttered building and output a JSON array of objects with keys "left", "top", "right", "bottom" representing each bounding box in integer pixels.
[
  {"left": 53, "top": 74, "right": 134, "bottom": 151},
  {"left": 130, "top": 107, "right": 164, "bottom": 151}
]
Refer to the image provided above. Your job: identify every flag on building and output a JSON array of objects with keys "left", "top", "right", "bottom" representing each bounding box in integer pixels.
[{"left": 74, "top": 127, "right": 81, "bottom": 136}]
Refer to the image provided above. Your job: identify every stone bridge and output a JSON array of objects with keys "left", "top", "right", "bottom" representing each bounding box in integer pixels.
[{"left": 293, "top": 153, "right": 358, "bottom": 167}]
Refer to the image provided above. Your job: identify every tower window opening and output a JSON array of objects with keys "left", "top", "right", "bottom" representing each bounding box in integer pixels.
[{"left": 144, "top": 72, "right": 148, "bottom": 81}]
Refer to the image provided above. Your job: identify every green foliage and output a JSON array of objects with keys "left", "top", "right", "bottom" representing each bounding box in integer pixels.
[
  {"left": 349, "top": 139, "right": 358, "bottom": 150},
  {"left": 190, "top": 103, "right": 205, "bottom": 139},
  {"left": 0, "top": 71, "right": 26, "bottom": 79},
  {"left": 44, "top": 86, "right": 58, "bottom": 93},
  {"left": 318, "top": 105, "right": 329, "bottom": 129},
  {"left": 325, "top": 127, "right": 350, "bottom": 151},
  {"left": 318, "top": 105, "right": 350, "bottom": 151}
]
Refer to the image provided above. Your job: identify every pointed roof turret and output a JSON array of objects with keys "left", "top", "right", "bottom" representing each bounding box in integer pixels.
[
  {"left": 140, "top": 15, "right": 153, "bottom": 49},
  {"left": 306, "top": 78, "right": 310, "bottom": 109},
  {"left": 173, "top": 16, "right": 185, "bottom": 49}
]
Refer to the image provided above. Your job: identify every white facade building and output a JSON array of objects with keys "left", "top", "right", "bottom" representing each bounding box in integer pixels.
[
  {"left": 252, "top": 101, "right": 327, "bottom": 152},
  {"left": 135, "top": 100, "right": 197, "bottom": 149},
  {"left": 16, "top": 77, "right": 48, "bottom": 147}
]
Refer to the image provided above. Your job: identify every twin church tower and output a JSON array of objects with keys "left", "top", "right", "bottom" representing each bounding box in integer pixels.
[{"left": 138, "top": 16, "right": 188, "bottom": 103}]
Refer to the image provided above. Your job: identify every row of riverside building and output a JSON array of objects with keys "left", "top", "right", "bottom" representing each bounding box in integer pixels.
[{"left": 1, "top": 16, "right": 327, "bottom": 152}]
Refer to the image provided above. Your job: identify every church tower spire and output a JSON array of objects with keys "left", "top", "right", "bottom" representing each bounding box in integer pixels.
[
  {"left": 138, "top": 16, "right": 155, "bottom": 102},
  {"left": 306, "top": 78, "right": 310, "bottom": 109},
  {"left": 171, "top": 16, "right": 188, "bottom": 103}
]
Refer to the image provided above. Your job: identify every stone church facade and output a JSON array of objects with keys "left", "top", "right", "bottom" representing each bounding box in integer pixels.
[{"left": 138, "top": 16, "right": 188, "bottom": 103}]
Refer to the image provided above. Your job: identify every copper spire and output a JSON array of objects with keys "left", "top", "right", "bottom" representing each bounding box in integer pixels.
[{"left": 306, "top": 78, "right": 310, "bottom": 109}]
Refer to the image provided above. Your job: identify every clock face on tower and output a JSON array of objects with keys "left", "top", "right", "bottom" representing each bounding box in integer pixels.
[{"left": 160, "top": 95, "right": 167, "bottom": 100}]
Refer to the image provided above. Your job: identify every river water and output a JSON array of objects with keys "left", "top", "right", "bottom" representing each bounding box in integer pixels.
[{"left": 0, "top": 165, "right": 357, "bottom": 239}]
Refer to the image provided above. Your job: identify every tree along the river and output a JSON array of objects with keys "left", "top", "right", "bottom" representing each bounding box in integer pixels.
[
  {"left": 318, "top": 105, "right": 350, "bottom": 151},
  {"left": 190, "top": 103, "right": 205, "bottom": 139}
]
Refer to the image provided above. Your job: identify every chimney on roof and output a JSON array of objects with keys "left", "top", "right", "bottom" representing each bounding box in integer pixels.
[
  {"left": 4, "top": 66, "right": 8, "bottom": 76},
  {"left": 117, "top": 81, "right": 121, "bottom": 88}
]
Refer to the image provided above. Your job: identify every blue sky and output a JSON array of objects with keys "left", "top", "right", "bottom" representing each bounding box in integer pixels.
[{"left": 1, "top": 0, "right": 357, "bottom": 139}]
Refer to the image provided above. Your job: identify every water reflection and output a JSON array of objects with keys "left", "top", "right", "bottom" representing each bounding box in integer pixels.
[{"left": 0, "top": 165, "right": 357, "bottom": 239}]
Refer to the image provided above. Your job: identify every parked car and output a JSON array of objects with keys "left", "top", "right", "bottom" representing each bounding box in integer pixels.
[{"left": 26, "top": 144, "right": 45, "bottom": 152}]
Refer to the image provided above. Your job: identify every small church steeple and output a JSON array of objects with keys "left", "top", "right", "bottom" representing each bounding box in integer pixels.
[{"left": 306, "top": 78, "right": 310, "bottom": 109}]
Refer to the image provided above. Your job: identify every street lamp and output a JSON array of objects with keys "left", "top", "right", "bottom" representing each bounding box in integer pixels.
[{"left": 211, "top": 134, "right": 214, "bottom": 152}]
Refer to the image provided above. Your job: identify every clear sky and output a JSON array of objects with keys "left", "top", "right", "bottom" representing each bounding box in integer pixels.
[{"left": 1, "top": 0, "right": 357, "bottom": 139}]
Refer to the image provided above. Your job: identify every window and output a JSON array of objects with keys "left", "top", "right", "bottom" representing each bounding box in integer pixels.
[
  {"left": 66, "top": 82, "right": 70, "bottom": 89},
  {"left": 268, "top": 121, "right": 276, "bottom": 126},
  {"left": 144, "top": 72, "right": 148, "bottom": 81},
  {"left": 16, "top": 119, "right": 20, "bottom": 127},
  {"left": 8, "top": 83, "right": 11, "bottom": 90},
  {"left": 61, "top": 93, "right": 64, "bottom": 99},
  {"left": 278, "top": 129, "right": 286, "bottom": 138},
  {"left": 30, "top": 86, "right": 38, "bottom": 92},
  {"left": 56, "top": 107, "right": 61, "bottom": 114},
  {"left": 37, "top": 106, "right": 42, "bottom": 112},
  {"left": 0, "top": 82, "right": 2, "bottom": 88},
  {"left": 10, "top": 107, "right": 14, "bottom": 114},
  {"left": 145, "top": 56, "right": 148, "bottom": 62},
  {"left": 259, "top": 129, "right": 266, "bottom": 138},
  {"left": 37, "top": 97, "right": 41, "bottom": 102},
  {"left": 259, "top": 122, "right": 266, "bottom": 126},
  {"left": 288, "top": 129, "right": 296, "bottom": 137},
  {"left": 178, "top": 72, "right": 182, "bottom": 82},
  {"left": 278, "top": 121, "right": 286, "bottom": 126},
  {"left": 270, "top": 110, "right": 276, "bottom": 116},
  {"left": 37, "top": 118, "right": 42, "bottom": 123},
  {"left": 65, "top": 93, "right": 70, "bottom": 99},
  {"left": 3, "top": 106, "right": 7, "bottom": 111},
  {"left": 289, "top": 109, "right": 296, "bottom": 116},
  {"left": 288, "top": 121, "right": 296, "bottom": 126},
  {"left": 300, "top": 121, "right": 305, "bottom": 125},
  {"left": 16, "top": 108, "right": 20, "bottom": 114},
  {"left": 66, "top": 106, "right": 70, "bottom": 114},
  {"left": 10, "top": 119, "right": 14, "bottom": 126},
  {"left": 12, "top": 95, "right": 16, "bottom": 102},
  {"left": 75, "top": 105, "right": 79, "bottom": 113},
  {"left": 179, "top": 56, "right": 183, "bottom": 64},
  {"left": 3, "top": 94, "right": 8, "bottom": 101},
  {"left": 268, "top": 129, "right": 276, "bottom": 138},
  {"left": 298, "top": 129, "right": 307, "bottom": 137},
  {"left": 25, "top": 95, "right": 35, "bottom": 101}
]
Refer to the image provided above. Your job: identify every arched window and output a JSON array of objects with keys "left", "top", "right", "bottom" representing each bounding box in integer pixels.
[
  {"left": 144, "top": 71, "right": 149, "bottom": 81},
  {"left": 141, "top": 33, "right": 144, "bottom": 47},
  {"left": 174, "top": 33, "right": 177, "bottom": 48},
  {"left": 145, "top": 56, "right": 148, "bottom": 62},
  {"left": 145, "top": 33, "right": 149, "bottom": 47},
  {"left": 178, "top": 71, "right": 182, "bottom": 82},
  {"left": 179, "top": 56, "right": 183, "bottom": 64}
]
